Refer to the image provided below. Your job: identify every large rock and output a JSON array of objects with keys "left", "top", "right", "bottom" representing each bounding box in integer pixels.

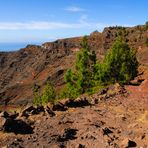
[
  {"left": 120, "top": 138, "right": 137, "bottom": 148},
  {"left": 0, "top": 111, "right": 9, "bottom": 118},
  {"left": 21, "top": 106, "right": 36, "bottom": 117},
  {"left": 65, "top": 97, "right": 90, "bottom": 108},
  {"left": 52, "top": 102, "right": 67, "bottom": 111},
  {"left": 57, "top": 128, "right": 78, "bottom": 142},
  {"left": 3, "top": 118, "right": 33, "bottom": 134},
  {"left": 0, "top": 110, "right": 33, "bottom": 134},
  {"left": 45, "top": 106, "right": 56, "bottom": 117},
  {"left": 21, "top": 105, "right": 45, "bottom": 117}
]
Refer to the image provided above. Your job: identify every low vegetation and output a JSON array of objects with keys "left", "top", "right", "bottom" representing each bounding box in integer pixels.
[
  {"left": 60, "top": 36, "right": 97, "bottom": 98},
  {"left": 102, "top": 39, "right": 138, "bottom": 84},
  {"left": 60, "top": 37, "right": 138, "bottom": 99},
  {"left": 33, "top": 36, "right": 138, "bottom": 104},
  {"left": 33, "top": 82, "right": 56, "bottom": 106}
]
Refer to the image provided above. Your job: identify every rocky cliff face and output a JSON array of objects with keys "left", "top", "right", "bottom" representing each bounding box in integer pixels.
[{"left": 0, "top": 25, "right": 148, "bottom": 105}]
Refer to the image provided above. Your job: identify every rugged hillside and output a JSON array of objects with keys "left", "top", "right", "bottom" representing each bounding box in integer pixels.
[
  {"left": 0, "top": 24, "right": 148, "bottom": 105},
  {"left": 0, "top": 81, "right": 148, "bottom": 147}
]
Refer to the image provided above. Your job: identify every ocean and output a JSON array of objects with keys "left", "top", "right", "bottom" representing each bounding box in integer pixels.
[{"left": 0, "top": 42, "right": 42, "bottom": 52}]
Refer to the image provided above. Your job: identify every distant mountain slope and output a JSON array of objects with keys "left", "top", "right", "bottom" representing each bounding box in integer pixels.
[{"left": 0, "top": 24, "right": 148, "bottom": 105}]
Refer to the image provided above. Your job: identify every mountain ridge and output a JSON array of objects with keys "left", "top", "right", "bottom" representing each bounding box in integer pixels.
[{"left": 0, "top": 24, "right": 148, "bottom": 105}]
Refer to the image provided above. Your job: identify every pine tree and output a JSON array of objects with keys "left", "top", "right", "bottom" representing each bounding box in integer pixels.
[
  {"left": 32, "top": 82, "right": 56, "bottom": 106},
  {"left": 32, "top": 83, "right": 42, "bottom": 106},
  {"left": 63, "top": 36, "right": 97, "bottom": 98},
  {"left": 41, "top": 82, "right": 56, "bottom": 105},
  {"left": 103, "top": 39, "right": 138, "bottom": 84}
]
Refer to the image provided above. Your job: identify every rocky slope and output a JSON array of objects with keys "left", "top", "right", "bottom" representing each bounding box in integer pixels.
[
  {"left": 0, "top": 24, "right": 148, "bottom": 105},
  {"left": 0, "top": 81, "right": 148, "bottom": 147}
]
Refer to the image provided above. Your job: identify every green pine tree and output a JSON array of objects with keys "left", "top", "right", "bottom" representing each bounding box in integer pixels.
[
  {"left": 103, "top": 39, "right": 138, "bottom": 84},
  {"left": 41, "top": 82, "right": 56, "bottom": 105},
  {"left": 32, "top": 83, "right": 42, "bottom": 107},
  {"left": 62, "top": 36, "right": 97, "bottom": 98}
]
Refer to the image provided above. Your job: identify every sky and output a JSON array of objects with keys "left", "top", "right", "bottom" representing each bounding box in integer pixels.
[{"left": 0, "top": 0, "right": 147, "bottom": 45}]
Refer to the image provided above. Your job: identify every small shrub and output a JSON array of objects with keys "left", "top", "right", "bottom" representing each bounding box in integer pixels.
[
  {"left": 59, "top": 84, "right": 80, "bottom": 99},
  {"left": 60, "top": 37, "right": 139, "bottom": 99},
  {"left": 32, "top": 84, "right": 42, "bottom": 106},
  {"left": 103, "top": 39, "right": 138, "bottom": 84},
  {"left": 33, "top": 82, "right": 56, "bottom": 106},
  {"left": 41, "top": 82, "right": 56, "bottom": 105},
  {"left": 33, "top": 92, "right": 42, "bottom": 107}
]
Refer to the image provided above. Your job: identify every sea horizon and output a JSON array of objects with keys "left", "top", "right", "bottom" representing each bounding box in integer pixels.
[{"left": 0, "top": 42, "right": 42, "bottom": 52}]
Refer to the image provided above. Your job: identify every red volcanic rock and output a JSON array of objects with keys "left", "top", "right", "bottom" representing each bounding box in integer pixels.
[{"left": 0, "top": 24, "right": 148, "bottom": 105}]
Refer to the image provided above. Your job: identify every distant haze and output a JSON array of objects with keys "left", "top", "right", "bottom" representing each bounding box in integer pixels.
[
  {"left": 0, "top": 42, "right": 42, "bottom": 51},
  {"left": 0, "top": 0, "right": 147, "bottom": 50}
]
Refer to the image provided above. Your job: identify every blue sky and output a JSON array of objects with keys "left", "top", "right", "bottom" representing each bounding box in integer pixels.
[{"left": 0, "top": 0, "right": 147, "bottom": 43}]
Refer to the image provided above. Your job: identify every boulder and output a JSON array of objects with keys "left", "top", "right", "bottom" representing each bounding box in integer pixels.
[
  {"left": 77, "top": 144, "right": 85, "bottom": 148},
  {"left": 31, "top": 106, "right": 45, "bottom": 115},
  {"left": 52, "top": 102, "right": 67, "bottom": 111},
  {"left": 57, "top": 128, "right": 78, "bottom": 142},
  {"left": 58, "top": 98, "right": 71, "bottom": 106},
  {"left": 21, "top": 105, "right": 45, "bottom": 117},
  {"left": 3, "top": 118, "right": 33, "bottom": 134},
  {"left": 120, "top": 138, "right": 137, "bottom": 148},
  {"left": 0, "top": 111, "right": 9, "bottom": 118},
  {"left": 65, "top": 97, "right": 90, "bottom": 108},
  {"left": 9, "top": 112, "right": 19, "bottom": 120},
  {"left": 102, "top": 127, "right": 113, "bottom": 135},
  {"left": 21, "top": 106, "right": 36, "bottom": 117},
  {"left": 45, "top": 106, "right": 56, "bottom": 117}
]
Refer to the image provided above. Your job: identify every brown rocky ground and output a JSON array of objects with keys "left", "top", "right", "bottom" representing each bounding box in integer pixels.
[{"left": 0, "top": 81, "right": 147, "bottom": 148}]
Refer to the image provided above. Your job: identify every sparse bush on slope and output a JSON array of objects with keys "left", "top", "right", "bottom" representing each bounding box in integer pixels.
[
  {"left": 33, "top": 37, "right": 138, "bottom": 101},
  {"left": 60, "top": 36, "right": 97, "bottom": 98},
  {"left": 33, "top": 82, "right": 56, "bottom": 106},
  {"left": 61, "top": 37, "right": 138, "bottom": 99},
  {"left": 102, "top": 39, "right": 138, "bottom": 84},
  {"left": 41, "top": 82, "right": 56, "bottom": 105}
]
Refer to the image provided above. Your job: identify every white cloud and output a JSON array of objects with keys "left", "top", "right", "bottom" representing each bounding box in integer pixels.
[
  {"left": 65, "top": 6, "right": 85, "bottom": 12},
  {"left": 0, "top": 21, "right": 104, "bottom": 30},
  {"left": 0, "top": 20, "right": 134, "bottom": 31},
  {"left": 0, "top": 22, "right": 72, "bottom": 30}
]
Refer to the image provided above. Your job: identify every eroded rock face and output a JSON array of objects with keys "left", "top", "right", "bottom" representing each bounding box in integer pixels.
[{"left": 0, "top": 25, "right": 148, "bottom": 105}]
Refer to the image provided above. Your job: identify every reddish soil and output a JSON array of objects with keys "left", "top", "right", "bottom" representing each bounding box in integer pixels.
[{"left": 0, "top": 81, "right": 147, "bottom": 148}]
